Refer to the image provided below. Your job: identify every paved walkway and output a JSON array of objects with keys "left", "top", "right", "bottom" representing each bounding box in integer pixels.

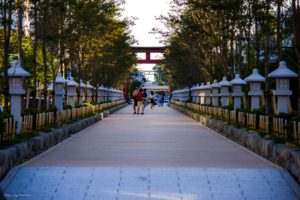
[{"left": 1, "top": 106, "right": 300, "bottom": 200}]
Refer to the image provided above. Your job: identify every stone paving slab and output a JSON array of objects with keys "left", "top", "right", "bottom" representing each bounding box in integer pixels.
[
  {"left": 23, "top": 106, "right": 277, "bottom": 168},
  {"left": 1, "top": 106, "right": 300, "bottom": 200},
  {"left": 1, "top": 167, "right": 300, "bottom": 200}
]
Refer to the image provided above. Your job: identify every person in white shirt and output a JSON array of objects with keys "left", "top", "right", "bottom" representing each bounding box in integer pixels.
[{"left": 149, "top": 91, "right": 156, "bottom": 109}]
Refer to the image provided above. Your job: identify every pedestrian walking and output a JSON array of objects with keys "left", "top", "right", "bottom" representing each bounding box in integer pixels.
[
  {"left": 160, "top": 92, "right": 165, "bottom": 107},
  {"left": 132, "top": 86, "right": 139, "bottom": 114},
  {"left": 143, "top": 88, "right": 148, "bottom": 110},
  {"left": 136, "top": 88, "right": 144, "bottom": 114},
  {"left": 149, "top": 91, "right": 155, "bottom": 109}
]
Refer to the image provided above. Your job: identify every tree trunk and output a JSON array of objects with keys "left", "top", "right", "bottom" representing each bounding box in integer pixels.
[
  {"left": 264, "top": 0, "right": 271, "bottom": 114},
  {"left": 32, "top": 1, "right": 38, "bottom": 109},
  {"left": 276, "top": 0, "right": 282, "bottom": 62},
  {"left": 42, "top": 5, "right": 48, "bottom": 111},
  {"left": 17, "top": 0, "right": 23, "bottom": 65},
  {"left": 24, "top": 0, "right": 30, "bottom": 37},
  {"left": 3, "top": 0, "right": 13, "bottom": 111},
  {"left": 292, "top": 0, "right": 300, "bottom": 113}
]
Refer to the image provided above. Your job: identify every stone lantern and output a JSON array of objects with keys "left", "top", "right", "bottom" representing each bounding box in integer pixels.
[
  {"left": 245, "top": 69, "right": 265, "bottom": 111},
  {"left": 79, "top": 80, "right": 86, "bottom": 105},
  {"left": 204, "top": 82, "right": 211, "bottom": 105},
  {"left": 47, "top": 82, "right": 54, "bottom": 109},
  {"left": 55, "top": 72, "right": 67, "bottom": 111},
  {"left": 86, "top": 81, "right": 94, "bottom": 103},
  {"left": 97, "top": 85, "right": 104, "bottom": 103},
  {"left": 199, "top": 83, "right": 205, "bottom": 104},
  {"left": 219, "top": 77, "right": 232, "bottom": 107},
  {"left": 190, "top": 85, "right": 197, "bottom": 103},
  {"left": 268, "top": 61, "right": 298, "bottom": 113},
  {"left": 67, "top": 77, "right": 78, "bottom": 108},
  {"left": 211, "top": 80, "right": 221, "bottom": 107},
  {"left": 230, "top": 74, "right": 247, "bottom": 110},
  {"left": 6, "top": 60, "right": 31, "bottom": 134}
]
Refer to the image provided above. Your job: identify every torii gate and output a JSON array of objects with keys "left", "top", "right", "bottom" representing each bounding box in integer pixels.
[{"left": 132, "top": 46, "right": 165, "bottom": 64}]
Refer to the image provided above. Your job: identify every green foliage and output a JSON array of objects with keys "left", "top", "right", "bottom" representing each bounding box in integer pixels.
[
  {"left": 0, "top": 112, "right": 12, "bottom": 135},
  {"left": 22, "top": 108, "right": 38, "bottom": 116},
  {"left": 63, "top": 104, "right": 73, "bottom": 110},
  {"left": 83, "top": 103, "right": 93, "bottom": 107}
]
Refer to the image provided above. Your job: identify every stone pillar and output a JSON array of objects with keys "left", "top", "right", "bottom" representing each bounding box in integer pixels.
[
  {"left": 269, "top": 61, "right": 298, "bottom": 113},
  {"left": 230, "top": 74, "right": 246, "bottom": 110},
  {"left": 219, "top": 77, "right": 231, "bottom": 107},
  {"left": 204, "top": 82, "right": 211, "bottom": 105},
  {"left": 67, "top": 77, "right": 78, "bottom": 108},
  {"left": 199, "top": 83, "right": 205, "bottom": 104},
  {"left": 86, "top": 81, "right": 94, "bottom": 103},
  {"left": 6, "top": 60, "right": 31, "bottom": 134},
  {"left": 245, "top": 69, "right": 265, "bottom": 111},
  {"left": 55, "top": 72, "right": 67, "bottom": 111},
  {"left": 211, "top": 80, "right": 221, "bottom": 107},
  {"left": 47, "top": 82, "right": 54, "bottom": 110},
  {"left": 79, "top": 80, "right": 86, "bottom": 105}
]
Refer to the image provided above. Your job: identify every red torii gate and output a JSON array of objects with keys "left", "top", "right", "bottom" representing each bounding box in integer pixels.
[{"left": 132, "top": 46, "right": 165, "bottom": 64}]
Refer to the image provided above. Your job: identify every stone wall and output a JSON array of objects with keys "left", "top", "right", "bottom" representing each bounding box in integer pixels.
[
  {"left": 171, "top": 104, "right": 300, "bottom": 183},
  {"left": 0, "top": 103, "right": 127, "bottom": 179}
]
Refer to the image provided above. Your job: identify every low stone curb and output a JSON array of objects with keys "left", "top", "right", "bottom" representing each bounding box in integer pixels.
[
  {"left": 171, "top": 104, "right": 300, "bottom": 183},
  {"left": 0, "top": 103, "right": 127, "bottom": 179}
]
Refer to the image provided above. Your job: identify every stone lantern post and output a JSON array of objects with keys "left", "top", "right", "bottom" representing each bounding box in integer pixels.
[
  {"left": 190, "top": 85, "right": 197, "bottom": 103},
  {"left": 79, "top": 80, "right": 86, "bottom": 105},
  {"left": 6, "top": 60, "right": 31, "bottom": 134},
  {"left": 67, "top": 77, "right": 78, "bottom": 108},
  {"left": 86, "top": 81, "right": 94, "bottom": 103},
  {"left": 194, "top": 84, "right": 201, "bottom": 103},
  {"left": 97, "top": 85, "right": 104, "bottom": 103},
  {"left": 211, "top": 80, "right": 221, "bottom": 107},
  {"left": 55, "top": 72, "right": 67, "bottom": 111},
  {"left": 47, "top": 82, "right": 54, "bottom": 110},
  {"left": 199, "top": 83, "right": 205, "bottom": 104},
  {"left": 204, "top": 82, "right": 211, "bottom": 105},
  {"left": 219, "top": 77, "right": 231, "bottom": 107},
  {"left": 268, "top": 61, "right": 298, "bottom": 113},
  {"left": 245, "top": 69, "right": 265, "bottom": 111},
  {"left": 230, "top": 74, "right": 247, "bottom": 110}
]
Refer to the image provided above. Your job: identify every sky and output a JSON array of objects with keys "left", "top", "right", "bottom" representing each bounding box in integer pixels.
[
  {"left": 121, "top": 0, "right": 171, "bottom": 81},
  {"left": 122, "top": 0, "right": 171, "bottom": 47}
]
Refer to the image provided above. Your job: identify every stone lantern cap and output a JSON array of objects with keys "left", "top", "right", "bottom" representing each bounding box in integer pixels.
[
  {"left": 268, "top": 61, "right": 298, "bottom": 78},
  {"left": 47, "top": 82, "right": 54, "bottom": 91},
  {"left": 55, "top": 72, "right": 67, "bottom": 84},
  {"left": 86, "top": 81, "right": 94, "bottom": 89},
  {"left": 98, "top": 85, "right": 105, "bottom": 90},
  {"left": 230, "top": 74, "right": 246, "bottom": 85},
  {"left": 218, "top": 77, "right": 232, "bottom": 87},
  {"left": 205, "top": 82, "right": 211, "bottom": 89},
  {"left": 245, "top": 69, "right": 265, "bottom": 82},
  {"left": 79, "top": 79, "right": 87, "bottom": 88},
  {"left": 198, "top": 83, "right": 205, "bottom": 90},
  {"left": 7, "top": 60, "right": 31, "bottom": 77},
  {"left": 190, "top": 84, "right": 199, "bottom": 91},
  {"left": 67, "top": 77, "right": 79, "bottom": 87},
  {"left": 211, "top": 80, "right": 221, "bottom": 88}
]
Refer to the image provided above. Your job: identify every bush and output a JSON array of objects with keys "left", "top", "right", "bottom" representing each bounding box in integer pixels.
[
  {"left": 83, "top": 103, "right": 93, "bottom": 107},
  {"left": 0, "top": 112, "right": 13, "bottom": 134},
  {"left": 22, "top": 108, "right": 38, "bottom": 116},
  {"left": 63, "top": 104, "right": 73, "bottom": 110}
]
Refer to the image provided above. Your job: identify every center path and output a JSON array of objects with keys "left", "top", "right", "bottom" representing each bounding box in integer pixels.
[{"left": 2, "top": 106, "right": 300, "bottom": 200}]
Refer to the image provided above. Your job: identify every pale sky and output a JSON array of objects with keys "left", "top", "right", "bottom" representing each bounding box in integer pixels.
[
  {"left": 122, "top": 0, "right": 171, "bottom": 47},
  {"left": 121, "top": 0, "right": 171, "bottom": 81}
]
